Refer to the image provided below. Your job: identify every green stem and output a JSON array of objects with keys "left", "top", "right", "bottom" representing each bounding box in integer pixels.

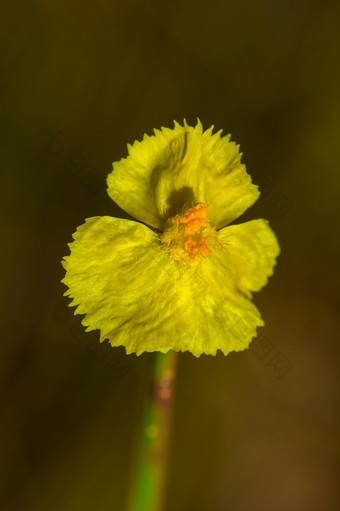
[{"left": 128, "top": 351, "right": 179, "bottom": 511}]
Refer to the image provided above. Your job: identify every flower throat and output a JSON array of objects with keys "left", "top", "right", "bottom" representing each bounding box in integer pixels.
[{"left": 160, "top": 203, "right": 218, "bottom": 267}]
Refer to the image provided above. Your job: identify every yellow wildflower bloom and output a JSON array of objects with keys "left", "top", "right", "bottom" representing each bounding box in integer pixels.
[{"left": 62, "top": 120, "right": 280, "bottom": 357}]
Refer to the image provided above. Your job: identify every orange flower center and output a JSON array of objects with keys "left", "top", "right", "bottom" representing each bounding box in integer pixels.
[
  {"left": 179, "top": 203, "right": 208, "bottom": 234},
  {"left": 179, "top": 203, "right": 211, "bottom": 259},
  {"left": 160, "top": 203, "right": 217, "bottom": 266}
]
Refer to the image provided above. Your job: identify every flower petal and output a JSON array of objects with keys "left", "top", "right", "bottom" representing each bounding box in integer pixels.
[
  {"left": 217, "top": 219, "right": 280, "bottom": 298},
  {"left": 62, "top": 216, "right": 181, "bottom": 355},
  {"left": 183, "top": 253, "right": 265, "bottom": 357},
  {"left": 61, "top": 216, "right": 268, "bottom": 357},
  {"left": 107, "top": 120, "right": 259, "bottom": 230}
]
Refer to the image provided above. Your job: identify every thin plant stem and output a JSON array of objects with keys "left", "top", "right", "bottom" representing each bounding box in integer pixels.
[{"left": 128, "top": 350, "right": 179, "bottom": 511}]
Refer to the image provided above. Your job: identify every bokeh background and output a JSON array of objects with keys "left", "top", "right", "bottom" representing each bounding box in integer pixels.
[{"left": 1, "top": 0, "right": 339, "bottom": 510}]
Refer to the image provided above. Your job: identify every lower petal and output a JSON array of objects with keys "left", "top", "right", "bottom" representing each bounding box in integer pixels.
[
  {"left": 62, "top": 216, "right": 271, "bottom": 357},
  {"left": 62, "top": 216, "right": 184, "bottom": 355},
  {"left": 182, "top": 256, "right": 265, "bottom": 356}
]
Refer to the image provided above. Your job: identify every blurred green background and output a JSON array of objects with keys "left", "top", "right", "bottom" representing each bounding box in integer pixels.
[{"left": 1, "top": 0, "right": 339, "bottom": 510}]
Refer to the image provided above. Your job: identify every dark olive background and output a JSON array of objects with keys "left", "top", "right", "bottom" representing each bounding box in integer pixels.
[{"left": 1, "top": 1, "right": 339, "bottom": 510}]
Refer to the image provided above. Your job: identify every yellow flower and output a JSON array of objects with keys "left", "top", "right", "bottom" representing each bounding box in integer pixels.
[{"left": 62, "top": 120, "right": 280, "bottom": 357}]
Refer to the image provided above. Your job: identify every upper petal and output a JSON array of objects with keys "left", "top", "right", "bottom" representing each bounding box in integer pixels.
[
  {"left": 107, "top": 119, "right": 259, "bottom": 230},
  {"left": 217, "top": 219, "right": 280, "bottom": 298}
]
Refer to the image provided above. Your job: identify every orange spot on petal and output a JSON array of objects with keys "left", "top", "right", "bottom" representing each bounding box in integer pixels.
[
  {"left": 198, "top": 238, "right": 211, "bottom": 257},
  {"left": 184, "top": 236, "right": 211, "bottom": 259},
  {"left": 184, "top": 238, "right": 198, "bottom": 258},
  {"left": 180, "top": 203, "right": 208, "bottom": 234}
]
